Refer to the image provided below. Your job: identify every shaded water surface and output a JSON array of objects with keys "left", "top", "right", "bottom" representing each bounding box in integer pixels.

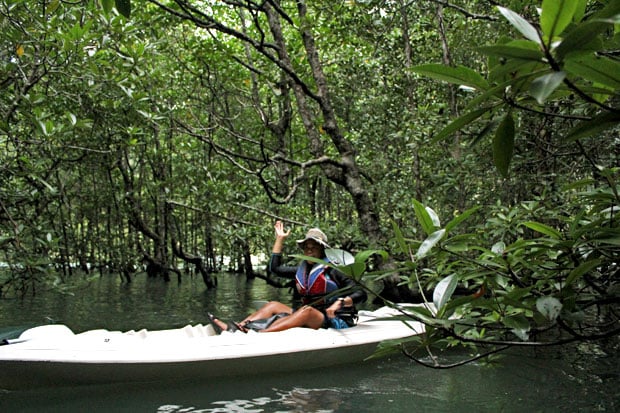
[{"left": 0, "top": 273, "right": 618, "bottom": 412}]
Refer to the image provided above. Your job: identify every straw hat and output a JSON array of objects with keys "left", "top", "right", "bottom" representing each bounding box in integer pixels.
[{"left": 296, "top": 228, "right": 330, "bottom": 249}]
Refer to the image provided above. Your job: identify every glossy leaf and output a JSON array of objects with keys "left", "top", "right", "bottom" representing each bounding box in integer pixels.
[
  {"left": 530, "top": 71, "right": 566, "bottom": 104},
  {"left": 492, "top": 112, "right": 515, "bottom": 178},
  {"left": 433, "top": 274, "right": 457, "bottom": 313},
  {"left": 541, "top": 0, "right": 578, "bottom": 40},
  {"left": 416, "top": 229, "right": 446, "bottom": 260},
  {"left": 536, "top": 296, "right": 562, "bottom": 321},
  {"left": 497, "top": 6, "right": 540, "bottom": 44},
  {"left": 325, "top": 248, "right": 354, "bottom": 265},
  {"left": 411, "top": 64, "right": 489, "bottom": 91}
]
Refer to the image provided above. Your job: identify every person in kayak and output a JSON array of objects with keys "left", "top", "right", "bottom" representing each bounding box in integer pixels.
[{"left": 207, "top": 221, "right": 366, "bottom": 333}]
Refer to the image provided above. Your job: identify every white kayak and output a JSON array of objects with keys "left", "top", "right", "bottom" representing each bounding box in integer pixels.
[{"left": 0, "top": 306, "right": 425, "bottom": 390}]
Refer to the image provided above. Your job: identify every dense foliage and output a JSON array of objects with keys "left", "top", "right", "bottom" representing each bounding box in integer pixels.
[{"left": 1, "top": 0, "right": 618, "bottom": 360}]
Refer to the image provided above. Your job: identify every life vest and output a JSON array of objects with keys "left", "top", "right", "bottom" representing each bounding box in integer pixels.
[{"left": 295, "top": 260, "right": 339, "bottom": 305}]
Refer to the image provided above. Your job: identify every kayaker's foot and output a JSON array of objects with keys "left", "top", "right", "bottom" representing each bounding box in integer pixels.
[
  {"left": 206, "top": 312, "right": 222, "bottom": 334},
  {"left": 206, "top": 313, "right": 246, "bottom": 334}
]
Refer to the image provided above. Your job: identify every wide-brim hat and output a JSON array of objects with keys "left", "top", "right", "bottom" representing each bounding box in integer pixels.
[{"left": 297, "top": 228, "right": 330, "bottom": 249}]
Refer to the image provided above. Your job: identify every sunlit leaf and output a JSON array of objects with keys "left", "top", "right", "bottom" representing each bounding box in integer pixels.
[
  {"left": 416, "top": 229, "right": 446, "bottom": 260},
  {"left": 325, "top": 248, "right": 354, "bottom": 266},
  {"left": 540, "top": 0, "right": 578, "bottom": 40},
  {"left": 536, "top": 296, "right": 562, "bottom": 321},
  {"left": 491, "top": 241, "right": 506, "bottom": 254},
  {"left": 433, "top": 274, "right": 457, "bottom": 312},
  {"left": 529, "top": 71, "right": 566, "bottom": 105},
  {"left": 492, "top": 112, "right": 515, "bottom": 178},
  {"left": 426, "top": 207, "right": 441, "bottom": 228},
  {"left": 497, "top": 6, "right": 541, "bottom": 44}
]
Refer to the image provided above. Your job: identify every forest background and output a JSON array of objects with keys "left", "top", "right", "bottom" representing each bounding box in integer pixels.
[{"left": 1, "top": 0, "right": 618, "bottom": 364}]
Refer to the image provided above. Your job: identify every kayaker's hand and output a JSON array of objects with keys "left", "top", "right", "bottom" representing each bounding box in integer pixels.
[
  {"left": 274, "top": 221, "right": 290, "bottom": 240},
  {"left": 326, "top": 298, "right": 346, "bottom": 319}
]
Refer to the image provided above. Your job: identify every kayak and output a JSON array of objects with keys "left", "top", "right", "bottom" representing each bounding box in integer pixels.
[{"left": 0, "top": 306, "right": 425, "bottom": 390}]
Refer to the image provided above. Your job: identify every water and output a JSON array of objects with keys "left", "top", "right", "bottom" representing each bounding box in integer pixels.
[{"left": 0, "top": 273, "right": 618, "bottom": 412}]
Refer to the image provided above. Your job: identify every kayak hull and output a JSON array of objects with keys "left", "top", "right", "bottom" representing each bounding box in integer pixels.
[{"left": 0, "top": 306, "right": 425, "bottom": 389}]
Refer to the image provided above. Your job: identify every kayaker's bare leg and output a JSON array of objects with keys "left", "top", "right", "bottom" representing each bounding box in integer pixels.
[
  {"left": 240, "top": 301, "right": 292, "bottom": 325},
  {"left": 260, "top": 305, "right": 324, "bottom": 332}
]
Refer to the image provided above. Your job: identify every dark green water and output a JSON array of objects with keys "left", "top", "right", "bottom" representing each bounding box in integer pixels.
[{"left": 0, "top": 273, "right": 618, "bottom": 412}]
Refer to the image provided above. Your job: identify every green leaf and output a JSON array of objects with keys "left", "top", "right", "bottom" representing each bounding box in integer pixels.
[
  {"left": 497, "top": 6, "right": 541, "bottom": 44},
  {"left": 541, "top": 0, "right": 578, "bottom": 40},
  {"left": 445, "top": 206, "right": 480, "bottom": 233},
  {"left": 502, "top": 314, "right": 530, "bottom": 330},
  {"left": 564, "top": 56, "right": 620, "bottom": 90},
  {"left": 432, "top": 107, "right": 494, "bottom": 143},
  {"left": 529, "top": 71, "right": 566, "bottom": 104},
  {"left": 565, "top": 111, "right": 620, "bottom": 141},
  {"left": 554, "top": 21, "right": 609, "bottom": 61},
  {"left": 411, "top": 64, "right": 489, "bottom": 91},
  {"left": 477, "top": 44, "right": 544, "bottom": 61},
  {"left": 492, "top": 112, "right": 515, "bottom": 178},
  {"left": 416, "top": 229, "right": 446, "bottom": 260},
  {"left": 391, "top": 220, "right": 409, "bottom": 255},
  {"left": 102, "top": 0, "right": 114, "bottom": 14},
  {"left": 433, "top": 274, "right": 458, "bottom": 313},
  {"left": 116, "top": 0, "right": 131, "bottom": 18},
  {"left": 354, "top": 249, "right": 389, "bottom": 264},
  {"left": 522, "top": 221, "right": 562, "bottom": 239},
  {"left": 412, "top": 199, "right": 436, "bottom": 236},
  {"left": 565, "top": 258, "right": 602, "bottom": 286},
  {"left": 573, "top": 0, "right": 587, "bottom": 22}
]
